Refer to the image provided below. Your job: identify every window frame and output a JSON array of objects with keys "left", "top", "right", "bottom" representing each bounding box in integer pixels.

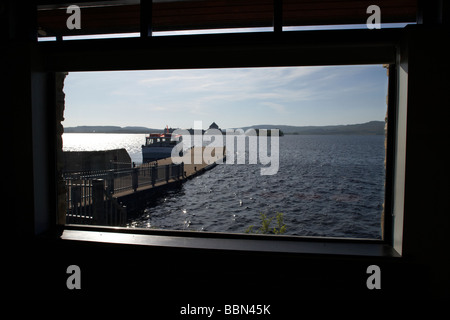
[{"left": 37, "top": 28, "right": 406, "bottom": 257}]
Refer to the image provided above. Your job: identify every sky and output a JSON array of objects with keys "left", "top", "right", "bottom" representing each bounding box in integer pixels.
[{"left": 63, "top": 64, "right": 388, "bottom": 130}]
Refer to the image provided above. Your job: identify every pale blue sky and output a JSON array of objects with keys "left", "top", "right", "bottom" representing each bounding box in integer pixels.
[{"left": 63, "top": 64, "right": 388, "bottom": 130}]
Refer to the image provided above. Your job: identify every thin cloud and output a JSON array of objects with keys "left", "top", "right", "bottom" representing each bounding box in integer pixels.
[
  {"left": 63, "top": 65, "right": 387, "bottom": 128},
  {"left": 261, "top": 102, "right": 287, "bottom": 113}
]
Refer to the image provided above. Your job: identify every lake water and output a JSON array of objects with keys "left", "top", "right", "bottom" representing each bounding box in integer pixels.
[
  {"left": 63, "top": 133, "right": 385, "bottom": 239},
  {"left": 63, "top": 133, "right": 146, "bottom": 164}
]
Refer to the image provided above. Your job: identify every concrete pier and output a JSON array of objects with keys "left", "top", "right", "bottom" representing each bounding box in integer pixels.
[
  {"left": 64, "top": 147, "right": 225, "bottom": 226},
  {"left": 113, "top": 146, "right": 225, "bottom": 213}
]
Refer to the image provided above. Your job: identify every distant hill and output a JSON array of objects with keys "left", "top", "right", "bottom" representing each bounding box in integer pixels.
[
  {"left": 64, "top": 121, "right": 385, "bottom": 135},
  {"left": 239, "top": 121, "right": 385, "bottom": 135},
  {"left": 64, "top": 126, "right": 163, "bottom": 133}
]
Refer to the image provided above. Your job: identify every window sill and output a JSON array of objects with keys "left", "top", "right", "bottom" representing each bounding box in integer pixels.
[{"left": 61, "top": 225, "right": 399, "bottom": 257}]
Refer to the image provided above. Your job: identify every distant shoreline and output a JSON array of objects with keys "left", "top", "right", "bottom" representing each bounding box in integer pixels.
[
  {"left": 64, "top": 126, "right": 160, "bottom": 134},
  {"left": 64, "top": 121, "right": 385, "bottom": 135}
]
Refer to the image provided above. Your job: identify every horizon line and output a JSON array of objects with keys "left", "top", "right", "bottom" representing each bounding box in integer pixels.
[{"left": 63, "top": 119, "right": 385, "bottom": 130}]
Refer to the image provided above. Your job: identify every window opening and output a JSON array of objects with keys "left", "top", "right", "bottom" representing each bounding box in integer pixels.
[{"left": 60, "top": 65, "right": 388, "bottom": 240}]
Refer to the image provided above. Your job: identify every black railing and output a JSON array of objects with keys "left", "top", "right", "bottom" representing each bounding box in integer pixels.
[
  {"left": 63, "top": 162, "right": 184, "bottom": 194},
  {"left": 63, "top": 162, "right": 185, "bottom": 226}
]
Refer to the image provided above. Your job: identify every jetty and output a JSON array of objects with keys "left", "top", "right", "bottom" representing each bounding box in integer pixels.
[{"left": 63, "top": 147, "right": 225, "bottom": 226}]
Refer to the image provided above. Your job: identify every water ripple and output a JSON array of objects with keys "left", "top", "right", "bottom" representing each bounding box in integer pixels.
[{"left": 133, "top": 135, "right": 385, "bottom": 239}]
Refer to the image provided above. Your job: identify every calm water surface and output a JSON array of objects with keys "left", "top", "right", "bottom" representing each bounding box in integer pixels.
[{"left": 63, "top": 133, "right": 385, "bottom": 239}]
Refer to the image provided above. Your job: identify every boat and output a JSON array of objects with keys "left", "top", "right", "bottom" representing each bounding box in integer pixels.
[{"left": 142, "top": 126, "right": 181, "bottom": 163}]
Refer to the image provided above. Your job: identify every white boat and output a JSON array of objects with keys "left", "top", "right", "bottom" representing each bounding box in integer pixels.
[{"left": 141, "top": 127, "right": 181, "bottom": 163}]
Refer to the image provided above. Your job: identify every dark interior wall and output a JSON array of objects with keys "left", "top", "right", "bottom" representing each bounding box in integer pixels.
[
  {"left": 401, "top": 26, "right": 450, "bottom": 297},
  {"left": 3, "top": 1, "right": 449, "bottom": 300}
]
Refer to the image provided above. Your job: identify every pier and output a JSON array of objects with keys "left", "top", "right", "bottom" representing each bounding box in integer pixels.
[{"left": 63, "top": 147, "right": 225, "bottom": 226}]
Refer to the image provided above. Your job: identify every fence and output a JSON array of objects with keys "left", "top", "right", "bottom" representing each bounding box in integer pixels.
[
  {"left": 63, "top": 162, "right": 185, "bottom": 226},
  {"left": 64, "top": 178, "right": 128, "bottom": 226}
]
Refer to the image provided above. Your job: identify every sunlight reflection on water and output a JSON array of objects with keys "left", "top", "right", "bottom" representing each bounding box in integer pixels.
[{"left": 62, "top": 133, "right": 146, "bottom": 164}]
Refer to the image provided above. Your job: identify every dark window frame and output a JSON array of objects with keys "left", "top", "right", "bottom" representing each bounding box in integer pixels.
[{"left": 38, "top": 28, "right": 405, "bottom": 257}]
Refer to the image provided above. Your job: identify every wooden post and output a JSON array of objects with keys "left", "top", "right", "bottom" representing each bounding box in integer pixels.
[
  {"left": 107, "top": 170, "right": 114, "bottom": 194},
  {"left": 71, "top": 179, "right": 81, "bottom": 215},
  {"left": 181, "top": 162, "right": 185, "bottom": 178},
  {"left": 151, "top": 165, "right": 156, "bottom": 187},
  {"left": 92, "top": 179, "right": 105, "bottom": 225},
  {"left": 165, "top": 164, "right": 170, "bottom": 183},
  {"left": 120, "top": 203, "right": 127, "bottom": 226},
  {"left": 132, "top": 168, "right": 138, "bottom": 192}
]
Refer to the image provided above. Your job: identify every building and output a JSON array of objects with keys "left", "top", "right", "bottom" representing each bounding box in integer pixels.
[{"left": 208, "top": 122, "right": 219, "bottom": 130}]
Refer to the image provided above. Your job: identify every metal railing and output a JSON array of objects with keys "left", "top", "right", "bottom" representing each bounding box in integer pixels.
[
  {"left": 63, "top": 162, "right": 184, "bottom": 194},
  {"left": 63, "top": 162, "right": 185, "bottom": 226},
  {"left": 64, "top": 178, "right": 127, "bottom": 226}
]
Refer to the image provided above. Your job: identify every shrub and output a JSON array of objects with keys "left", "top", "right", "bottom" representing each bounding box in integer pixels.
[{"left": 246, "top": 212, "right": 286, "bottom": 235}]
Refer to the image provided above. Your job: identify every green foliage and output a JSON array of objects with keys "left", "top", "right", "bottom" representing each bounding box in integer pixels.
[
  {"left": 273, "top": 212, "right": 287, "bottom": 235},
  {"left": 246, "top": 212, "right": 286, "bottom": 235}
]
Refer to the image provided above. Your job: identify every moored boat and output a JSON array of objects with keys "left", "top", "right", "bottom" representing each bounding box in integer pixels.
[{"left": 142, "top": 126, "right": 181, "bottom": 163}]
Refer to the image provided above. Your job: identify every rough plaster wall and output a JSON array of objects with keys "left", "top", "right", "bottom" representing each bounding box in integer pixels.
[{"left": 56, "top": 72, "right": 68, "bottom": 225}]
